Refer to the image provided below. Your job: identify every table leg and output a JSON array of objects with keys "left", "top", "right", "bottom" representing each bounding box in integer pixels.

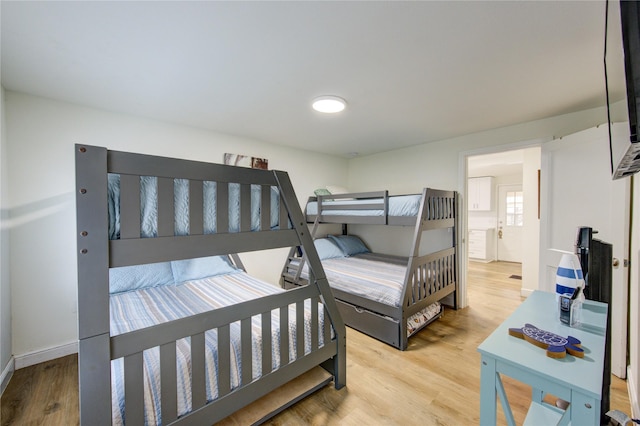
[
  {"left": 570, "top": 391, "right": 600, "bottom": 426},
  {"left": 495, "top": 373, "right": 516, "bottom": 426},
  {"left": 480, "top": 355, "right": 498, "bottom": 425}
]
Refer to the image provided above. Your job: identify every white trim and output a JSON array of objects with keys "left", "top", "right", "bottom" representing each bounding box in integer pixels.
[
  {"left": 457, "top": 151, "right": 468, "bottom": 309},
  {"left": 0, "top": 356, "right": 14, "bottom": 395},
  {"left": 520, "top": 288, "right": 534, "bottom": 298},
  {"left": 14, "top": 341, "right": 78, "bottom": 369},
  {"left": 629, "top": 365, "right": 640, "bottom": 419},
  {"left": 459, "top": 137, "right": 550, "bottom": 159}
]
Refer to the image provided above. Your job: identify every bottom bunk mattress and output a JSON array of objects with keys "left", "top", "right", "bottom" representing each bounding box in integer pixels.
[
  {"left": 300, "top": 253, "right": 441, "bottom": 335},
  {"left": 110, "top": 271, "right": 326, "bottom": 424}
]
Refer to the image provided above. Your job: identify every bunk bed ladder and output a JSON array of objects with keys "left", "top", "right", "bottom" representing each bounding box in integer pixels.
[
  {"left": 280, "top": 218, "right": 321, "bottom": 288},
  {"left": 273, "top": 171, "right": 346, "bottom": 389}
]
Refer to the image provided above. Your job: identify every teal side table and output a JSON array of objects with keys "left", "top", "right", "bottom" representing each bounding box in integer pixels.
[{"left": 477, "top": 290, "right": 608, "bottom": 425}]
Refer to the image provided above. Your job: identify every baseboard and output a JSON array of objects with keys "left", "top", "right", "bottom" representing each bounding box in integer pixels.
[
  {"left": 628, "top": 365, "right": 640, "bottom": 419},
  {"left": 0, "top": 356, "right": 14, "bottom": 396},
  {"left": 520, "top": 288, "right": 534, "bottom": 298},
  {"left": 14, "top": 341, "right": 78, "bottom": 370}
]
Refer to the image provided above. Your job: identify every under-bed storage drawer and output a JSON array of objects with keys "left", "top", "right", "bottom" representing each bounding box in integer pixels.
[{"left": 335, "top": 299, "right": 400, "bottom": 348}]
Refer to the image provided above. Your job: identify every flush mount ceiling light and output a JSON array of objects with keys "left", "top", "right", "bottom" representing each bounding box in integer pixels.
[{"left": 312, "top": 96, "right": 347, "bottom": 113}]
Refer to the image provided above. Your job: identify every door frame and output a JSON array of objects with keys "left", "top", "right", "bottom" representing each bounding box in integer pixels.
[{"left": 458, "top": 137, "right": 549, "bottom": 309}]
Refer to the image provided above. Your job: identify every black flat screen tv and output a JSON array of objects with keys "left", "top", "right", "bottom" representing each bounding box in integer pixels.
[{"left": 605, "top": 0, "right": 640, "bottom": 179}]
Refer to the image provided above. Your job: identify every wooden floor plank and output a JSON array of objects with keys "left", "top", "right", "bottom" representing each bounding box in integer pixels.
[
  {"left": 1, "top": 354, "right": 78, "bottom": 426},
  {"left": 0, "top": 261, "right": 631, "bottom": 425}
]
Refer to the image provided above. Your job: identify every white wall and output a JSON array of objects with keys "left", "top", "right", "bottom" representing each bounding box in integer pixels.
[
  {"left": 348, "top": 106, "right": 613, "bottom": 195},
  {"left": 0, "top": 86, "right": 13, "bottom": 390},
  {"left": 5, "top": 91, "right": 348, "bottom": 360},
  {"left": 631, "top": 175, "right": 640, "bottom": 416}
]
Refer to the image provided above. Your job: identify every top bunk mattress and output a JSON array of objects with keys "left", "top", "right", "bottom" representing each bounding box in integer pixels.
[{"left": 305, "top": 194, "right": 422, "bottom": 218}]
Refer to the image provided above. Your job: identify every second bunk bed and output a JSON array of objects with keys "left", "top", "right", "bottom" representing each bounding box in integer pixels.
[{"left": 281, "top": 188, "right": 459, "bottom": 351}]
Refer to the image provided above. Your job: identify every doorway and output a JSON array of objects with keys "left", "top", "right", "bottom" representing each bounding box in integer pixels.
[{"left": 466, "top": 146, "right": 541, "bottom": 298}]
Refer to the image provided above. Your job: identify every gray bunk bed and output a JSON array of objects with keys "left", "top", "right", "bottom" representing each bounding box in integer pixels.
[
  {"left": 75, "top": 144, "right": 346, "bottom": 425},
  {"left": 281, "top": 188, "right": 458, "bottom": 351}
]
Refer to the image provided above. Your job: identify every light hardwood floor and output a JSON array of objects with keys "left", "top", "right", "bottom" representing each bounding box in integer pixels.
[{"left": 1, "top": 261, "right": 631, "bottom": 425}]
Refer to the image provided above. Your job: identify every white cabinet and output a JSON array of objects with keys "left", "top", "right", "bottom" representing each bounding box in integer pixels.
[
  {"left": 468, "top": 177, "right": 494, "bottom": 211},
  {"left": 468, "top": 228, "right": 495, "bottom": 262}
]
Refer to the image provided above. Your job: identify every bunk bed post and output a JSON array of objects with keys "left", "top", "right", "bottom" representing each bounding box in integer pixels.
[
  {"left": 273, "top": 171, "right": 346, "bottom": 389},
  {"left": 75, "top": 144, "right": 111, "bottom": 425},
  {"left": 398, "top": 188, "right": 459, "bottom": 350},
  {"left": 398, "top": 188, "right": 430, "bottom": 350}
]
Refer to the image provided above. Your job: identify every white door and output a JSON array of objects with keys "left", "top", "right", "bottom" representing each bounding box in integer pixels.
[
  {"left": 497, "top": 184, "right": 523, "bottom": 263},
  {"left": 539, "top": 124, "right": 629, "bottom": 378}
]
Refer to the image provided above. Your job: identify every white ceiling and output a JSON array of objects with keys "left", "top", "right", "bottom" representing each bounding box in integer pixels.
[
  {"left": 468, "top": 149, "right": 524, "bottom": 178},
  {"left": 1, "top": 1, "right": 621, "bottom": 158}
]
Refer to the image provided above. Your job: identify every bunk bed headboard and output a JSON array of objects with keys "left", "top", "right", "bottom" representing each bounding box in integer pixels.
[
  {"left": 75, "top": 144, "right": 346, "bottom": 423},
  {"left": 76, "top": 145, "right": 305, "bottom": 335},
  {"left": 109, "top": 148, "right": 299, "bottom": 266}
]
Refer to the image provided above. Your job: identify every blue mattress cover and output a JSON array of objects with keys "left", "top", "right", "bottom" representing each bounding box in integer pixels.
[
  {"left": 305, "top": 194, "right": 421, "bottom": 217},
  {"left": 108, "top": 174, "right": 281, "bottom": 239}
]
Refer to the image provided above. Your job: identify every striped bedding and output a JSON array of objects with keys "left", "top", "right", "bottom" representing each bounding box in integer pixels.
[
  {"left": 110, "top": 272, "right": 325, "bottom": 425},
  {"left": 301, "top": 253, "right": 409, "bottom": 307},
  {"left": 300, "top": 253, "right": 442, "bottom": 336}
]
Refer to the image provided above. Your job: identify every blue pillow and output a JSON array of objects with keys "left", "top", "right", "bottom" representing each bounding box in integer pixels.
[
  {"left": 171, "top": 255, "right": 240, "bottom": 283},
  {"left": 109, "top": 261, "right": 174, "bottom": 294},
  {"left": 328, "top": 235, "right": 369, "bottom": 256},
  {"left": 313, "top": 238, "right": 345, "bottom": 260}
]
